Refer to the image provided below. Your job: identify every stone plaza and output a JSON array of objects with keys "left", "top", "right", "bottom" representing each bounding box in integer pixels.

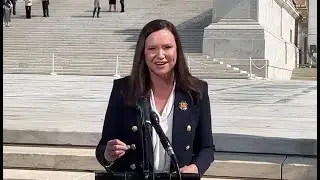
[{"left": 3, "top": 74, "right": 317, "bottom": 179}]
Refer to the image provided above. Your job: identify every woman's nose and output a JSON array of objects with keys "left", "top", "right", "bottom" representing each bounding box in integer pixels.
[{"left": 156, "top": 49, "right": 165, "bottom": 59}]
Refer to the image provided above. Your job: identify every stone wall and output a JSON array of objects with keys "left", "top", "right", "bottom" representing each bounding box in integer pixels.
[
  {"left": 265, "top": 30, "right": 298, "bottom": 79},
  {"left": 308, "top": 0, "right": 317, "bottom": 47},
  {"left": 203, "top": 0, "right": 300, "bottom": 80},
  {"left": 258, "top": 0, "right": 282, "bottom": 37}
]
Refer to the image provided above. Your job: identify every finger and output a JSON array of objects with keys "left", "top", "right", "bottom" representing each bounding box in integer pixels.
[
  {"left": 114, "top": 144, "right": 129, "bottom": 151},
  {"left": 118, "top": 151, "right": 125, "bottom": 158},
  {"left": 107, "top": 152, "right": 125, "bottom": 161},
  {"left": 107, "top": 139, "right": 128, "bottom": 149},
  {"left": 107, "top": 139, "right": 119, "bottom": 145},
  {"left": 109, "top": 150, "right": 126, "bottom": 156},
  {"left": 113, "top": 139, "right": 127, "bottom": 146},
  {"left": 179, "top": 166, "right": 187, "bottom": 172},
  {"left": 107, "top": 144, "right": 129, "bottom": 151},
  {"left": 106, "top": 152, "right": 121, "bottom": 161}
]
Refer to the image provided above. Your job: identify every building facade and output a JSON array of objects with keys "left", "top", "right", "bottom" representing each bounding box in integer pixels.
[
  {"left": 307, "top": 0, "right": 317, "bottom": 65},
  {"left": 203, "top": 0, "right": 301, "bottom": 80}
]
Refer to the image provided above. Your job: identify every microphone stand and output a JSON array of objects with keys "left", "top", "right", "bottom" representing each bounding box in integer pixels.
[
  {"left": 141, "top": 110, "right": 154, "bottom": 180},
  {"left": 136, "top": 97, "right": 154, "bottom": 180},
  {"left": 149, "top": 111, "right": 182, "bottom": 180}
]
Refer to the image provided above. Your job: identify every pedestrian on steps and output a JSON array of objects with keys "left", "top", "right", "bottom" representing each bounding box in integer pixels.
[
  {"left": 3, "top": 0, "right": 12, "bottom": 27},
  {"left": 24, "top": 0, "right": 32, "bottom": 19},
  {"left": 109, "top": 0, "right": 116, "bottom": 12},
  {"left": 93, "top": 0, "right": 101, "bottom": 18},
  {"left": 10, "top": 0, "right": 16, "bottom": 15},
  {"left": 120, "top": 0, "right": 124, "bottom": 12},
  {"left": 42, "top": 0, "right": 49, "bottom": 17}
]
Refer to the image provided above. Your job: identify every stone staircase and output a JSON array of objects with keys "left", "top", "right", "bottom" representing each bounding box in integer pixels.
[
  {"left": 291, "top": 67, "right": 317, "bottom": 80},
  {"left": 3, "top": 0, "right": 252, "bottom": 79},
  {"left": 4, "top": 143, "right": 316, "bottom": 180}
]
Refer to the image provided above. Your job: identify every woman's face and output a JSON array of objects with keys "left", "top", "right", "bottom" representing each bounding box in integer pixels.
[{"left": 144, "top": 29, "right": 177, "bottom": 78}]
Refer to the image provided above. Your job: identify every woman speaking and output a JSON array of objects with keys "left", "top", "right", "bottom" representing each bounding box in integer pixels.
[{"left": 96, "top": 19, "right": 215, "bottom": 177}]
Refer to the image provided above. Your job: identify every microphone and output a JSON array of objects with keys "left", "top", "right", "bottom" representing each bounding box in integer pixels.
[
  {"left": 149, "top": 111, "right": 175, "bottom": 156},
  {"left": 150, "top": 111, "right": 182, "bottom": 180},
  {"left": 136, "top": 96, "right": 153, "bottom": 172},
  {"left": 136, "top": 96, "right": 152, "bottom": 126}
]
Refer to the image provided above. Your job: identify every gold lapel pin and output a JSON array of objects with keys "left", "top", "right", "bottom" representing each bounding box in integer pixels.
[{"left": 178, "top": 101, "right": 188, "bottom": 111}]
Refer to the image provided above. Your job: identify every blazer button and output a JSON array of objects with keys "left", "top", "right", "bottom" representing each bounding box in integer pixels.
[
  {"left": 131, "top": 144, "right": 136, "bottom": 150},
  {"left": 130, "top": 164, "right": 136, "bottom": 170},
  {"left": 185, "top": 145, "right": 190, "bottom": 151},
  {"left": 186, "top": 125, "right": 192, "bottom": 132},
  {"left": 131, "top": 126, "right": 138, "bottom": 132}
]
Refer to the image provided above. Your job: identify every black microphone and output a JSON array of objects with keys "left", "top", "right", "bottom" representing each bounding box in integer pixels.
[
  {"left": 149, "top": 111, "right": 175, "bottom": 156},
  {"left": 136, "top": 96, "right": 152, "bottom": 126},
  {"left": 150, "top": 111, "right": 182, "bottom": 180}
]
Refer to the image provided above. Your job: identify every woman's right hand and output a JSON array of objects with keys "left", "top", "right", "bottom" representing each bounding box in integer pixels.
[{"left": 104, "top": 139, "right": 129, "bottom": 162}]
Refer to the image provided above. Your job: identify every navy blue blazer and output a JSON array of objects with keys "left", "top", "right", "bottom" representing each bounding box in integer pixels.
[{"left": 96, "top": 76, "right": 215, "bottom": 176}]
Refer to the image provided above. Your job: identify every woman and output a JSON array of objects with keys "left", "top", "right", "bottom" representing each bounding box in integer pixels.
[
  {"left": 93, "top": 0, "right": 101, "bottom": 18},
  {"left": 24, "top": 0, "right": 32, "bottom": 19},
  {"left": 3, "top": 0, "right": 12, "bottom": 27},
  {"left": 96, "top": 19, "right": 215, "bottom": 177},
  {"left": 108, "top": 0, "right": 116, "bottom": 12}
]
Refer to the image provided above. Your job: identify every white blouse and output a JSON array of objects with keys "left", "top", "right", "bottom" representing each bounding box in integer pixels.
[{"left": 149, "top": 83, "right": 176, "bottom": 172}]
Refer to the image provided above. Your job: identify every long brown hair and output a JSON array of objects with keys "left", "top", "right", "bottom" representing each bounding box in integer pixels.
[{"left": 126, "top": 19, "right": 202, "bottom": 106}]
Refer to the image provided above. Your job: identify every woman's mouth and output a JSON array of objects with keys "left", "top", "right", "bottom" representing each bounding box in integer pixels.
[
  {"left": 155, "top": 62, "right": 167, "bottom": 67},
  {"left": 156, "top": 62, "right": 167, "bottom": 66}
]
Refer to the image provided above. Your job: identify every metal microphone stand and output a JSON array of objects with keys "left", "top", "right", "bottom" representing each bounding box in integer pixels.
[{"left": 140, "top": 107, "right": 154, "bottom": 180}]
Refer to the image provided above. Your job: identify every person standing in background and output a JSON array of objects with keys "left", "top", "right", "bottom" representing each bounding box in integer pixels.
[
  {"left": 24, "top": 0, "right": 32, "bottom": 19},
  {"left": 93, "top": 0, "right": 101, "bottom": 18},
  {"left": 10, "top": 0, "right": 16, "bottom": 15},
  {"left": 3, "top": 0, "right": 12, "bottom": 27},
  {"left": 109, "top": 0, "right": 116, "bottom": 12},
  {"left": 42, "top": 0, "right": 49, "bottom": 17},
  {"left": 120, "top": 0, "right": 124, "bottom": 12}
]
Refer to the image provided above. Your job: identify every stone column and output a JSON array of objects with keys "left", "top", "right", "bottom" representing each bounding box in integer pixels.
[{"left": 203, "top": 0, "right": 265, "bottom": 59}]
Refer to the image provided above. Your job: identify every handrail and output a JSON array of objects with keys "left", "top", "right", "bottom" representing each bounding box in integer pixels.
[
  {"left": 113, "top": 55, "right": 121, "bottom": 78},
  {"left": 113, "top": 54, "right": 134, "bottom": 78},
  {"left": 4, "top": 54, "right": 74, "bottom": 75},
  {"left": 188, "top": 56, "right": 269, "bottom": 80}
]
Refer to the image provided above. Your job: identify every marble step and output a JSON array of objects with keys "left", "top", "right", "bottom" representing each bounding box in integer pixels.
[
  {"left": 3, "top": 54, "right": 203, "bottom": 60},
  {"left": 3, "top": 169, "right": 248, "bottom": 180},
  {"left": 3, "top": 126, "right": 316, "bottom": 156},
  {"left": 3, "top": 32, "right": 204, "bottom": 36},
  {"left": 3, "top": 54, "right": 205, "bottom": 59},
  {"left": 3, "top": 63, "right": 236, "bottom": 70},
  {"left": 290, "top": 77, "right": 317, "bottom": 81},
  {"left": 3, "top": 65, "right": 241, "bottom": 72},
  {"left": 3, "top": 46, "right": 201, "bottom": 50},
  {"left": 5, "top": 145, "right": 315, "bottom": 179},
  {"left": 3, "top": 70, "right": 248, "bottom": 79}
]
